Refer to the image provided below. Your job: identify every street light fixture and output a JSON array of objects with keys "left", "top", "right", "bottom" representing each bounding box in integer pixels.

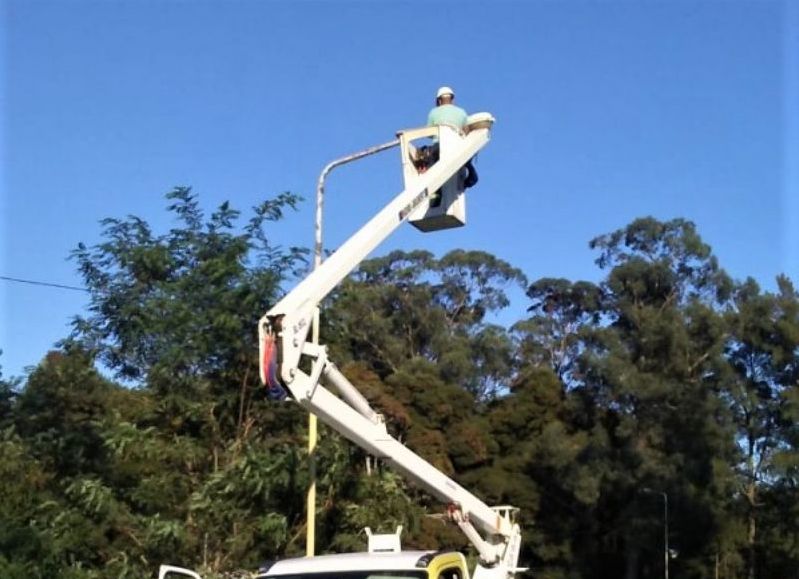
[{"left": 642, "top": 488, "right": 669, "bottom": 579}]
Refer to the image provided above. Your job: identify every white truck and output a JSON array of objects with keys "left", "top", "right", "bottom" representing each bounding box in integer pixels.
[{"left": 161, "top": 113, "right": 523, "bottom": 579}]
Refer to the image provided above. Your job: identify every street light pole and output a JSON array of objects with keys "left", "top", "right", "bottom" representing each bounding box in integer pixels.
[{"left": 305, "top": 138, "right": 400, "bottom": 556}]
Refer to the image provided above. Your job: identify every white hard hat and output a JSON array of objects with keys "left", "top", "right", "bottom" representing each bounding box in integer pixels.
[{"left": 436, "top": 86, "right": 455, "bottom": 99}]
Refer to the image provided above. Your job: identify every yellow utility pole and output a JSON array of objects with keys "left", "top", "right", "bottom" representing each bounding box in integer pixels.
[{"left": 306, "top": 307, "right": 319, "bottom": 557}]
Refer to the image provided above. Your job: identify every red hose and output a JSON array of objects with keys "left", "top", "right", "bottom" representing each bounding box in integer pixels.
[{"left": 261, "top": 334, "right": 286, "bottom": 400}]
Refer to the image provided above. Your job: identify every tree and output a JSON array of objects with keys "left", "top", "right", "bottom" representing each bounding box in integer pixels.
[
  {"left": 583, "top": 218, "right": 736, "bottom": 579},
  {"left": 514, "top": 278, "right": 602, "bottom": 386},
  {"left": 466, "top": 366, "right": 596, "bottom": 579},
  {"left": 7, "top": 202, "right": 799, "bottom": 578},
  {"left": 0, "top": 426, "right": 58, "bottom": 578},
  {"left": 59, "top": 188, "right": 313, "bottom": 574},
  {"left": 724, "top": 275, "right": 799, "bottom": 579},
  {"left": 325, "top": 249, "right": 526, "bottom": 399},
  {"left": 0, "top": 354, "right": 20, "bottom": 431},
  {"left": 514, "top": 218, "right": 738, "bottom": 579}
]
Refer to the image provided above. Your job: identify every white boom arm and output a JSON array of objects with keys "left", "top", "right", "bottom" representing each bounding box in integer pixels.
[{"left": 259, "top": 119, "right": 523, "bottom": 579}]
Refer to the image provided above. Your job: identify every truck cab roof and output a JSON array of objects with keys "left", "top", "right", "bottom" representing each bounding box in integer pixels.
[{"left": 257, "top": 551, "right": 468, "bottom": 579}]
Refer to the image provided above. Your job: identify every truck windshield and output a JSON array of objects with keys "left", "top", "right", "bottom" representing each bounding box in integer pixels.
[{"left": 264, "top": 572, "right": 426, "bottom": 579}]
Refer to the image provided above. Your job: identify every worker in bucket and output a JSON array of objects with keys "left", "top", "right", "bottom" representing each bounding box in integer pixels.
[
  {"left": 428, "top": 86, "right": 468, "bottom": 130},
  {"left": 427, "top": 86, "right": 478, "bottom": 188}
]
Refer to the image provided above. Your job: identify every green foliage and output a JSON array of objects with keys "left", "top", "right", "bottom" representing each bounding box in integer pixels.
[
  {"left": 69, "top": 186, "right": 306, "bottom": 386},
  {"left": 325, "top": 249, "right": 526, "bottom": 399},
  {"left": 0, "top": 427, "right": 56, "bottom": 575},
  {"left": 515, "top": 278, "right": 602, "bottom": 384},
  {"left": 3, "top": 200, "right": 797, "bottom": 579},
  {"left": 721, "top": 275, "right": 799, "bottom": 578}
]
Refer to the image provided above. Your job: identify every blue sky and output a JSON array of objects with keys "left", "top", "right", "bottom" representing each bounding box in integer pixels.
[{"left": 2, "top": 0, "right": 797, "bottom": 379}]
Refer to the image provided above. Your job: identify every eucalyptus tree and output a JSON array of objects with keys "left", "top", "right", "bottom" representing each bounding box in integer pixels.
[
  {"left": 582, "top": 218, "right": 737, "bottom": 578},
  {"left": 325, "top": 249, "right": 526, "bottom": 400},
  {"left": 724, "top": 275, "right": 799, "bottom": 579},
  {"left": 512, "top": 218, "right": 738, "bottom": 579}
]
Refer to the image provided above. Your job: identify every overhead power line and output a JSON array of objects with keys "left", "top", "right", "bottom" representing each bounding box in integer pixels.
[{"left": 0, "top": 275, "right": 89, "bottom": 293}]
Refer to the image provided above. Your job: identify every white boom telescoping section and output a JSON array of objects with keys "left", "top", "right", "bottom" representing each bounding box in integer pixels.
[{"left": 258, "top": 116, "right": 523, "bottom": 579}]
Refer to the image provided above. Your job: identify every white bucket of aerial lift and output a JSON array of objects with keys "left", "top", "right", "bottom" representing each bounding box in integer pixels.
[
  {"left": 398, "top": 113, "right": 494, "bottom": 233},
  {"left": 365, "top": 526, "right": 403, "bottom": 553}
]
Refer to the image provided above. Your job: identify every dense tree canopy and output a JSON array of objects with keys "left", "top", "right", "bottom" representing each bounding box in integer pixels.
[{"left": 1, "top": 193, "right": 796, "bottom": 579}]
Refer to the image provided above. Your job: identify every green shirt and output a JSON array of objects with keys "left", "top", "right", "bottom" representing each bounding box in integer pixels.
[{"left": 427, "top": 104, "right": 468, "bottom": 130}]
